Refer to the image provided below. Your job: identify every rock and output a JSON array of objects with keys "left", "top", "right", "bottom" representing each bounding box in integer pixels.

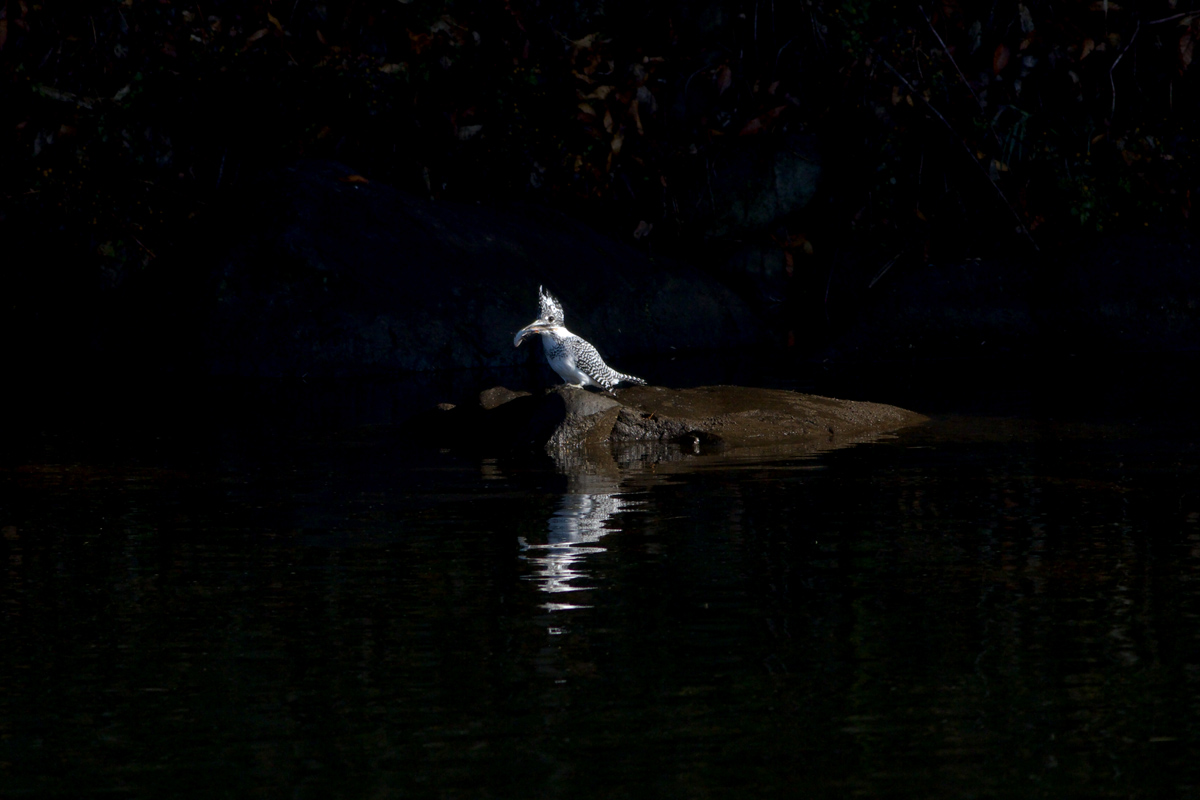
[
  {"left": 409, "top": 384, "right": 925, "bottom": 456},
  {"left": 198, "top": 160, "right": 764, "bottom": 377},
  {"left": 407, "top": 385, "right": 620, "bottom": 451},
  {"left": 478, "top": 386, "right": 530, "bottom": 410},
  {"left": 537, "top": 388, "right": 623, "bottom": 451},
  {"left": 610, "top": 385, "right": 924, "bottom": 448}
]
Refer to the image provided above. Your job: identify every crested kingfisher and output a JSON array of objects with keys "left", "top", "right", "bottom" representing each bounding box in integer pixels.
[{"left": 514, "top": 286, "right": 647, "bottom": 390}]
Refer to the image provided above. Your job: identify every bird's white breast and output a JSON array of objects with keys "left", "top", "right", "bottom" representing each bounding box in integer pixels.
[{"left": 539, "top": 331, "right": 599, "bottom": 388}]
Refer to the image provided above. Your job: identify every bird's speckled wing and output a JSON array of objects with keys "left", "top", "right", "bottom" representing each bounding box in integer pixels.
[{"left": 570, "top": 335, "right": 645, "bottom": 390}]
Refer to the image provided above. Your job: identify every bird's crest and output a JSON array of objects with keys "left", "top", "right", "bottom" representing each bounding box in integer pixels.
[{"left": 538, "top": 285, "right": 564, "bottom": 326}]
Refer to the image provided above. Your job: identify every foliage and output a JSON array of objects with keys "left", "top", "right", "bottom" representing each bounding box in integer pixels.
[
  {"left": 2, "top": 0, "right": 1198, "bottom": 288},
  {"left": 819, "top": 0, "right": 1200, "bottom": 245}
]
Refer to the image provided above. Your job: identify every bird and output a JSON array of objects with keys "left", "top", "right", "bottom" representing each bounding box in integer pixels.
[{"left": 513, "top": 286, "right": 647, "bottom": 390}]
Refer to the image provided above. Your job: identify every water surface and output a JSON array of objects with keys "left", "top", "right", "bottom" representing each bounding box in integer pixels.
[{"left": 2, "top": 358, "right": 1198, "bottom": 798}]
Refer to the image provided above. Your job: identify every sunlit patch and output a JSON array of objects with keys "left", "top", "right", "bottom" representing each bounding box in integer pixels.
[{"left": 518, "top": 474, "right": 639, "bottom": 609}]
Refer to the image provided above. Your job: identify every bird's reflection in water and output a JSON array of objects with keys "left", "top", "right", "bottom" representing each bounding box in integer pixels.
[{"left": 519, "top": 456, "right": 633, "bottom": 611}]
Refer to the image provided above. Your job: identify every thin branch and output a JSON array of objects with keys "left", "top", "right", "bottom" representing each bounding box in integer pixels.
[
  {"left": 916, "top": 5, "right": 993, "bottom": 126},
  {"left": 776, "top": 37, "right": 797, "bottom": 66},
  {"left": 1147, "top": 10, "right": 1200, "bottom": 25},
  {"left": 131, "top": 236, "right": 157, "bottom": 260},
  {"left": 883, "top": 59, "right": 1039, "bottom": 251},
  {"left": 1109, "top": 21, "right": 1141, "bottom": 121},
  {"left": 869, "top": 255, "right": 900, "bottom": 289},
  {"left": 682, "top": 65, "right": 708, "bottom": 99}
]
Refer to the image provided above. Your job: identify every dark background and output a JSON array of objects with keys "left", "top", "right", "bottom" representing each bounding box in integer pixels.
[
  {"left": 4, "top": 8, "right": 1200, "bottom": 796},
  {"left": 3, "top": 0, "right": 1198, "bottom": 375}
]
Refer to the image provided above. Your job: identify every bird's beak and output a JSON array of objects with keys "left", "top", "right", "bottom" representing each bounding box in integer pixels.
[{"left": 513, "top": 320, "right": 549, "bottom": 347}]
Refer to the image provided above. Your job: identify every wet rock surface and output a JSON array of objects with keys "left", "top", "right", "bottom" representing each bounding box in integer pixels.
[
  {"left": 410, "top": 383, "right": 925, "bottom": 455},
  {"left": 609, "top": 384, "right": 924, "bottom": 447}
]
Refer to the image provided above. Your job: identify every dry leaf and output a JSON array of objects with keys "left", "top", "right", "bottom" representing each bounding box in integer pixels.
[
  {"left": 571, "top": 33, "right": 600, "bottom": 51},
  {"left": 430, "top": 17, "right": 459, "bottom": 37},
  {"left": 603, "top": 108, "right": 613, "bottom": 133},
  {"left": 778, "top": 233, "right": 813, "bottom": 257},
  {"left": 338, "top": 174, "right": 370, "bottom": 184},
  {"left": 610, "top": 132, "right": 623, "bottom": 153},
  {"left": 715, "top": 65, "right": 733, "bottom": 95},
  {"left": 408, "top": 30, "right": 432, "bottom": 54},
  {"left": 1018, "top": 3, "right": 1035, "bottom": 33},
  {"left": 1080, "top": 37, "right": 1095, "bottom": 59},
  {"left": 245, "top": 27, "right": 270, "bottom": 46},
  {"left": 629, "top": 98, "right": 644, "bottom": 135},
  {"left": 1181, "top": 27, "right": 1195, "bottom": 70},
  {"left": 267, "top": 12, "right": 282, "bottom": 31},
  {"left": 636, "top": 85, "right": 657, "bottom": 115},
  {"left": 577, "top": 52, "right": 602, "bottom": 75},
  {"left": 993, "top": 43, "right": 1010, "bottom": 73},
  {"left": 738, "top": 105, "right": 786, "bottom": 136}
]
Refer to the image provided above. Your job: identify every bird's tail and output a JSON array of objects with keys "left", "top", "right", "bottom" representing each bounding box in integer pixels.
[{"left": 614, "top": 371, "right": 647, "bottom": 386}]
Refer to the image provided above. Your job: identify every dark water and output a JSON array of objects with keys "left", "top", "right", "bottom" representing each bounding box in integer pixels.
[{"left": 3, "top": 358, "right": 1199, "bottom": 798}]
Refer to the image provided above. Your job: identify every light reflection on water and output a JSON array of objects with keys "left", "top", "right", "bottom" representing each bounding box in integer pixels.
[
  {"left": 517, "top": 444, "right": 825, "bottom": 611},
  {"left": 3, "top": 358, "right": 1200, "bottom": 799},
  {"left": 519, "top": 474, "right": 631, "bottom": 607}
]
